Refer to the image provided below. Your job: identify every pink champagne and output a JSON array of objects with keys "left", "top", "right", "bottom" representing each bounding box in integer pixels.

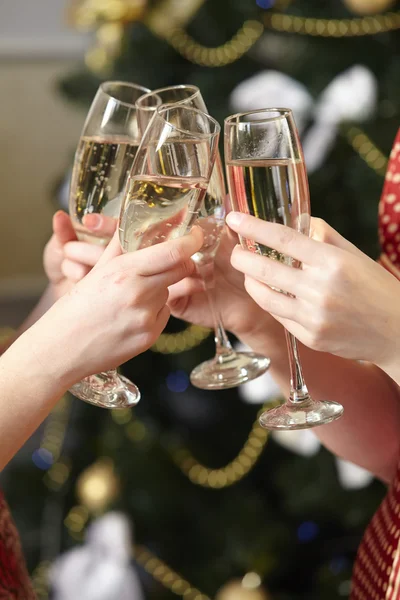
[{"left": 226, "top": 158, "right": 310, "bottom": 262}]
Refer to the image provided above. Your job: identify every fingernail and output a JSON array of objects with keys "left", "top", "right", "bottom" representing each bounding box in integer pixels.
[
  {"left": 83, "top": 213, "right": 102, "bottom": 230},
  {"left": 226, "top": 212, "right": 243, "bottom": 228}
]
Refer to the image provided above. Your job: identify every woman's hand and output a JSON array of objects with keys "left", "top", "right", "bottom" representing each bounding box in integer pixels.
[
  {"left": 167, "top": 227, "right": 273, "bottom": 340},
  {"left": 34, "top": 227, "right": 203, "bottom": 386},
  {"left": 226, "top": 212, "right": 400, "bottom": 370},
  {"left": 43, "top": 211, "right": 107, "bottom": 299}
]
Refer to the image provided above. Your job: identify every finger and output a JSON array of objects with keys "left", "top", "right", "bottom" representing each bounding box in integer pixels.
[
  {"left": 82, "top": 213, "right": 117, "bottom": 239},
  {"left": 226, "top": 213, "right": 324, "bottom": 266},
  {"left": 94, "top": 229, "right": 123, "bottom": 269},
  {"left": 231, "top": 245, "right": 303, "bottom": 297},
  {"left": 61, "top": 259, "right": 91, "bottom": 283},
  {"left": 152, "top": 259, "right": 196, "bottom": 288},
  {"left": 310, "top": 217, "right": 364, "bottom": 258},
  {"left": 244, "top": 275, "right": 297, "bottom": 321},
  {"left": 64, "top": 241, "right": 104, "bottom": 267},
  {"left": 168, "top": 277, "right": 205, "bottom": 302},
  {"left": 131, "top": 227, "right": 204, "bottom": 276},
  {"left": 53, "top": 211, "right": 77, "bottom": 245}
]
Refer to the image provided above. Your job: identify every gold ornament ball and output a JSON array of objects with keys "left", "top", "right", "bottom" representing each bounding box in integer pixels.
[
  {"left": 216, "top": 578, "right": 270, "bottom": 600},
  {"left": 76, "top": 458, "right": 120, "bottom": 514},
  {"left": 343, "top": 0, "right": 396, "bottom": 15}
]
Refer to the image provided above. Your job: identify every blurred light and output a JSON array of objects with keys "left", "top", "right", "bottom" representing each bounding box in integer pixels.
[
  {"left": 297, "top": 520, "right": 319, "bottom": 543},
  {"left": 32, "top": 448, "right": 54, "bottom": 470},
  {"left": 166, "top": 370, "right": 189, "bottom": 393},
  {"left": 242, "top": 572, "right": 262, "bottom": 589},
  {"left": 330, "top": 557, "right": 349, "bottom": 575},
  {"left": 256, "top": 0, "right": 275, "bottom": 8},
  {"left": 339, "top": 580, "right": 352, "bottom": 596}
]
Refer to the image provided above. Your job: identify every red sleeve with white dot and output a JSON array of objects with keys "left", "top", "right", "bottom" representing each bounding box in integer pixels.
[{"left": 378, "top": 128, "right": 400, "bottom": 280}]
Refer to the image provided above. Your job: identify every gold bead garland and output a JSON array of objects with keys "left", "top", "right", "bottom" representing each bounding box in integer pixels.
[
  {"left": 343, "top": 125, "right": 389, "bottom": 176},
  {"left": 160, "top": 11, "right": 400, "bottom": 70},
  {"left": 32, "top": 546, "right": 212, "bottom": 600},
  {"left": 32, "top": 551, "right": 269, "bottom": 600},
  {"left": 170, "top": 405, "right": 271, "bottom": 488},
  {"left": 33, "top": 545, "right": 271, "bottom": 600},
  {"left": 151, "top": 323, "right": 212, "bottom": 354},
  {"left": 31, "top": 560, "right": 52, "bottom": 600},
  {"left": 263, "top": 10, "right": 400, "bottom": 37},
  {"left": 33, "top": 398, "right": 275, "bottom": 599},
  {"left": 164, "top": 20, "right": 264, "bottom": 68},
  {"left": 113, "top": 402, "right": 275, "bottom": 489},
  {"left": 135, "top": 545, "right": 211, "bottom": 600}
]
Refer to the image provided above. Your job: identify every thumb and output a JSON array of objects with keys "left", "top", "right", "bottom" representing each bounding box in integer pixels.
[
  {"left": 94, "top": 229, "right": 123, "bottom": 269},
  {"left": 53, "top": 211, "right": 77, "bottom": 246},
  {"left": 83, "top": 213, "right": 117, "bottom": 239}
]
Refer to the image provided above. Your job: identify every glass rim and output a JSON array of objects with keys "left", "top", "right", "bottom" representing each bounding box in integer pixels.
[
  {"left": 155, "top": 104, "right": 220, "bottom": 139},
  {"left": 99, "top": 81, "right": 151, "bottom": 109},
  {"left": 224, "top": 107, "right": 293, "bottom": 126},
  {"left": 136, "top": 84, "right": 201, "bottom": 112}
]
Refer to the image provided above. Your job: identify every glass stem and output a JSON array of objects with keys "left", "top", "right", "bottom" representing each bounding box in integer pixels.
[
  {"left": 207, "top": 287, "right": 234, "bottom": 358},
  {"left": 74, "top": 369, "right": 123, "bottom": 391},
  {"left": 95, "top": 369, "right": 122, "bottom": 387},
  {"left": 199, "top": 262, "right": 234, "bottom": 359},
  {"left": 284, "top": 330, "right": 310, "bottom": 404}
]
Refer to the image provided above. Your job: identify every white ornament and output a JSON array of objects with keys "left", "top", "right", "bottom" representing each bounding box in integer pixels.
[
  {"left": 272, "top": 429, "right": 321, "bottom": 457},
  {"left": 314, "top": 64, "right": 377, "bottom": 123},
  {"left": 229, "top": 65, "right": 377, "bottom": 173},
  {"left": 50, "top": 512, "right": 144, "bottom": 600},
  {"left": 235, "top": 342, "right": 281, "bottom": 404},
  {"left": 303, "top": 65, "right": 378, "bottom": 173},
  {"left": 230, "top": 70, "right": 314, "bottom": 133},
  {"left": 336, "top": 458, "right": 374, "bottom": 490}
]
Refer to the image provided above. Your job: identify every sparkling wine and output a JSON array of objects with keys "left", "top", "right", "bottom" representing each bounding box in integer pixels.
[
  {"left": 70, "top": 135, "right": 139, "bottom": 244},
  {"left": 119, "top": 175, "right": 208, "bottom": 252},
  {"left": 226, "top": 159, "right": 310, "bottom": 263},
  {"left": 191, "top": 193, "right": 225, "bottom": 264}
]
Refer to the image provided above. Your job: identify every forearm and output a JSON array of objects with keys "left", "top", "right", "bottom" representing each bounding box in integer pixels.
[
  {"left": 17, "top": 285, "right": 57, "bottom": 336},
  {"left": 0, "top": 323, "right": 69, "bottom": 471},
  {"left": 239, "top": 320, "right": 400, "bottom": 482}
]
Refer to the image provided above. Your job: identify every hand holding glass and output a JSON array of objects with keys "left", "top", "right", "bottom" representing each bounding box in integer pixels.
[
  {"left": 118, "top": 104, "right": 220, "bottom": 397},
  {"left": 136, "top": 85, "right": 270, "bottom": 389},
  {"left": 224, "top": 108, "right": 344, "bottom": 429},
  {"left": 68, "top": 81, "right": 149, "bottom": 408}
]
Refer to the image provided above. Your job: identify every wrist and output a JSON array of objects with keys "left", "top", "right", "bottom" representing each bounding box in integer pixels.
[
  {"left": 22, "top": 309, "right": 85, "bottom": 391},
  {"left": 1, "top": 328, "right": 70, "bottom": 398}
]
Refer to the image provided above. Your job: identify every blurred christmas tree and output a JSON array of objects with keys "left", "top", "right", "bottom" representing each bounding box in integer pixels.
[{"left": 3, "top": 0, "right": 400, "bottom": 599}]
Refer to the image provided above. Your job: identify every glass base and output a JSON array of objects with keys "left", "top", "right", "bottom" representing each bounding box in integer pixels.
[
  {"left": 190, "top": 351, "right": 271, "bottom": 390},
  {"left": 259, "top": 397, "right": 344, "bottom": 430},
  {"left": 70, "top": 374, "right": 140, "bottom": 409}
]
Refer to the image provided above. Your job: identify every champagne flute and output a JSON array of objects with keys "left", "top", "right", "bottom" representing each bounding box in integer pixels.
[
  {"left": 118, "top": 105, "right": 220, "bottom": 399},
  {"left": 136, "top": 85, "right": 270, "bottom": 389},
  {"left": 225, "top": 108, "right": 344, "bottom": 429},
  {"left": 68, "top": 81, "right": 149, "bottom": 409}
]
